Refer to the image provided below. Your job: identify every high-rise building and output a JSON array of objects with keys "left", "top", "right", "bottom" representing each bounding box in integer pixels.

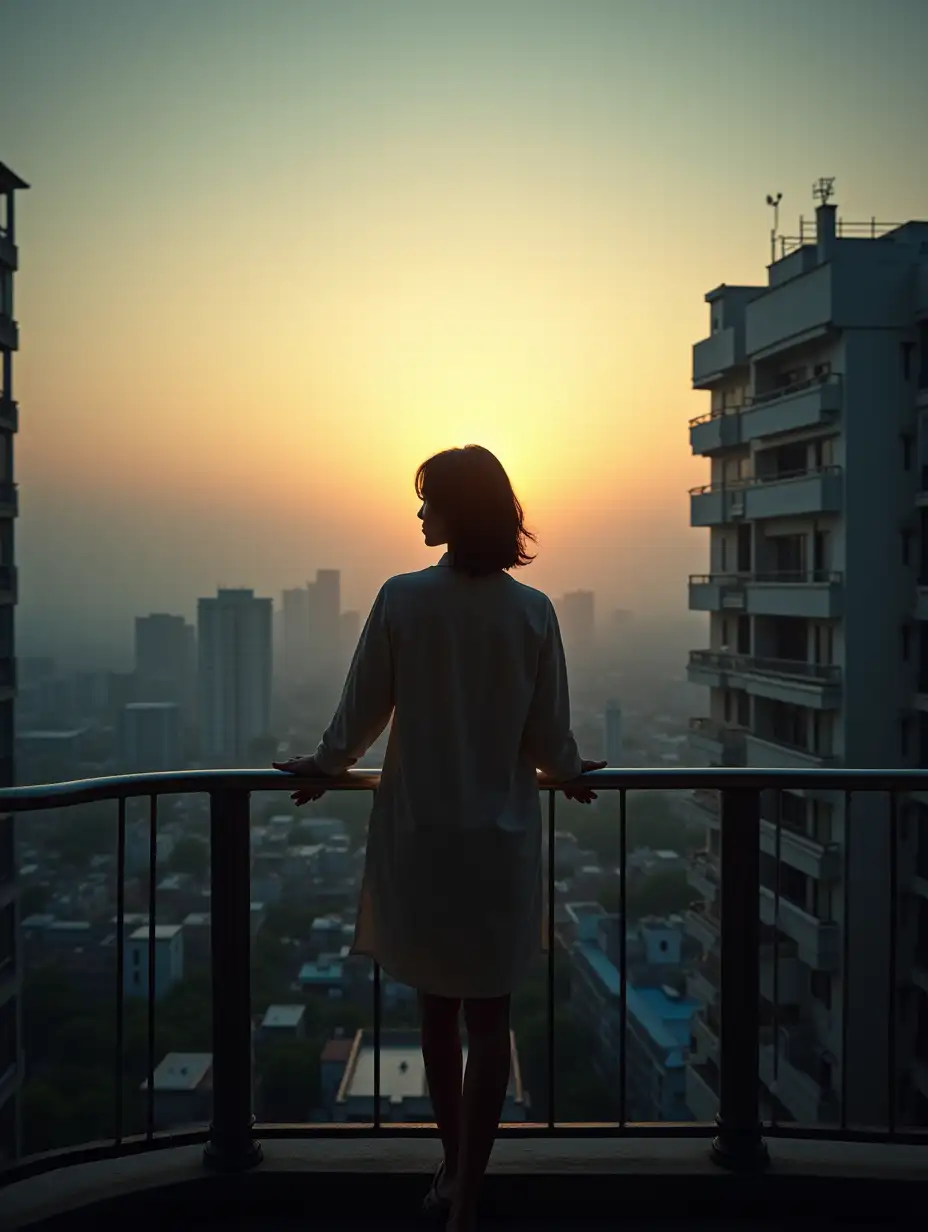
[
  {"left": 281, "top": 586, "right": 311, "bottom": 687},
  {"left": 135, "top": 613, "right": 196, "bottom": 710},
  {"left": 119, "top": 702, "right": 183, "bottom": 773},
  {"left": 197, "top": 589, "right": 272, "bottom": 765},
  {"left": 684, "top": 186, "right": 928, "bottom": 1129},
  {"left": 310, "top": 569, "right": 341, "bottom": 663},
  {"left": 0, "top": 160, "right": 27, "bottom": 1163},
  {"left": 558, "top": 590, "right": 595, "bottom": 666}
]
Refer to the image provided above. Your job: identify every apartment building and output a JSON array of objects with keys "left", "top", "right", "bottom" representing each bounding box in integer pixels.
[
  {"left": 684, "top": 182, "right": 928, "bottom": 1129},
  {"left": 197, "top": 588, "right": 272, "bottom": 764},
  {"left": 0, "top": 161, "right": 28, "bottom": 1163}
]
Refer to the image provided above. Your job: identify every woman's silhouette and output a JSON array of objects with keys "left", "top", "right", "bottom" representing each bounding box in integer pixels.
[{"left": 274, "top": 445, "right": 604, "bottom": 1232}]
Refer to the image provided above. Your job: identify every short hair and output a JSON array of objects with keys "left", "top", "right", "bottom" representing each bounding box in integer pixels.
[{"left": 415, "top": 445, "right": 536, "bottom": 577}]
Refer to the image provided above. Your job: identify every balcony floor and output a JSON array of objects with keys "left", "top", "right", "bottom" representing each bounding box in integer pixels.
[{"left": 4, "top": 1135, "right": 925, "bottom": 1230}]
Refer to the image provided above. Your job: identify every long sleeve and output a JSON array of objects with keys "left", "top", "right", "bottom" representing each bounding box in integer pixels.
[
  {"left": 521, "top": 600, "right": 583, "bottom": 779},
  {"left": 314, "top": 584, "right": 394, "bottom": 775}
]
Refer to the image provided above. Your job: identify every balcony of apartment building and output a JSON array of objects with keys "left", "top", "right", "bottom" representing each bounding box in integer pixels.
[
  {"left": 686, "top": 949, "right": 720, "bottom": 1007},
  {"left": 685, "top": 901, "right": 721, "bottom": 953},
  {"left": 688, "top": 570, "right": 842, "bottom": 622},
  {"left": 690, "top": 465, "right": 842, "bottom": 527},
  {"left": 686, "top": 717, "right": 746, "bottom": 766},
  {"left": 0, "top": 393, "right": 16, "bottom": 434},
  {"left": 758, "top": 787, "right": 842, "bottom": 882},
  {"left": 687, "top": 849, "right": 720, "bottom": 904},
  {"left": 747, "top": 697, "right": 838, "bottom": 772},
  {"left": 0, "top": 566, "right": 15, "bottom": 606},
  {"left": 689, "top": 372, "right": 842, "bottom": 456},
  {"left": 759, "top": 1024, "right": 840, "bottom": 1127},
  {"left": 759, "top": 855, "right": 841, "bottom": 971},
  {"left": 687, "top": 650, "right": 841, "bottom": 711},
  {"left": 1, "top": 767, "right": 925, "bottom": 1230},
  {"left": 0, "top": 484, "right": 16, "bottom": 518}
]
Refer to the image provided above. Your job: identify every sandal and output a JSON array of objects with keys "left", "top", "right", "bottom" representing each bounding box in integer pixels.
[{"left": 422, "top": 1159, "right": 454, "bottom": 1216}]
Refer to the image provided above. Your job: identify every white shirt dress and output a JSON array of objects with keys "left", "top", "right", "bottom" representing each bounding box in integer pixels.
[{"left": 313, "top": 553, "right": 582, "bottom": 999}]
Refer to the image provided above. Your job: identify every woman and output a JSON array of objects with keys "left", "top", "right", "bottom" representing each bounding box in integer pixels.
[{"left": 273, "top": 445, "right": 604, "bottom": 1232}]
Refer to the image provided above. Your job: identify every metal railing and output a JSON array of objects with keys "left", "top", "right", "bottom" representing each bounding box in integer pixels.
[
  {"left": 1, "top": 765, "right": 926, "bottom": 1186},
  {"left": 778, "top": 218, "right": 902, "bottom": 258},
  {"left": 689, "top": 571, "right": 842, "bottom": 586},
  {"left": 688, "top": 649, "right": 841, "bottom": 685},
  {"left": 689, "top": 465, "right": 842, "bottom": 497},
  {"left": 689, "top": 373, "right": 841, "bottom": 428}
]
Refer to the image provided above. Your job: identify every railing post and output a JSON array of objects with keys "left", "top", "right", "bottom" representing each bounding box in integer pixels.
[
  {"left": 204, "top": 789, "right": 262, "bottom": 1172},
  {"left": 712, "top": 787, "right": 768, "bottom": 1171}
]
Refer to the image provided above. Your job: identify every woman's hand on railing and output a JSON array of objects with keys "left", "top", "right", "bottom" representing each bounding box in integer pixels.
[
  {"left": 272, "top": 755, "right": 332, "bottom": 804},
  {"left": 562, "top": 759, "right": 608, "bottom": 804}
]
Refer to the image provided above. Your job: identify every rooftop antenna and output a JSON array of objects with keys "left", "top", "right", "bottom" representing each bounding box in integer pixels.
[
  {"left": 813, "top": 177, "right": 836, "bottom": 206},
  {"left": 766, "top": 192, "right": 783, "bottom": 263}
]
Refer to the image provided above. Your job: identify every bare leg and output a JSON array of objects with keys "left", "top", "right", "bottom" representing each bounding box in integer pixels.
[
  {"left": 448, "top": 994, "right": 512, "bottom": 1232},
  {"left": 419, "top": 991, "right": 463, "bottom": 1194}
]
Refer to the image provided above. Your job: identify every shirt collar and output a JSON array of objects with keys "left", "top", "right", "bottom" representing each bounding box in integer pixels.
[{"left": 437, "top": 552, "right": 452, "bottom": 567}]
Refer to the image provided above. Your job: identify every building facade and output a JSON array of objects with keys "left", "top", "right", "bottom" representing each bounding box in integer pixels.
[
  {"left": 118, "top": 701, "right": 182, "bottom": 773},
  {"left": 197, "top": 588, "right": 272, "bottom": 764},
  {"left": 685, "top": 186, "right": 928, "bottom": 1128},
  {"left": 0, "top": 160, "right": 27, "bottom": 1163}
]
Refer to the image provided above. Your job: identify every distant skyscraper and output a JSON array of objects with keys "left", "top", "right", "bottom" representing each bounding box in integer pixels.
[
  {"left": 558, "top": 590, "right": 595, "bottom": 664},
  {"left": 604, "top": 702, "right": 623, "bottom": 766},
  {"left": 281, "top": 587, "right": 311, "bottom": 686},
  {"left": 311, "top": 569, "right": 341, "bottom": 662},
  {"left": 197, "top": 589, "right": 272, "bottom": 764},
  {"left": 135, "top": 613, "right": 196, "bottom": 710},
  {"left": 0, "top": 159, "right": 27, "bottom": 1163},
  {"left": 119, "top": 702, "right": 182, "bottom": 773}
]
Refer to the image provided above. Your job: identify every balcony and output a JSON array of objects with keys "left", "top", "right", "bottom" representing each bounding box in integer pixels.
[
  {"left": 689, "top": 467, "right": 843, "bottom": 526},
  {"left": 759, "top": 816, "right": 842, "bottom": 881},
  {"left": 687, "top": 717, "right": 746, "bottom": 766},
  {"left": 687, "top": 650, "right": 842, "bottom": 710},
  {"left": 686, "top": 952, "right": 720, "bottom": 1005},
  {"left": 0, "top": 222, "right": 17, "bottom": 271},
  {"left": 685, "top": 903, "right": 721, "bottom": 951},
  {"left": 0, "top": 313, "right": 18, "bottom": 352},
  {"left": 688, "top": 375, "right": 842, "bottom": 457},
  {"left": 0, "top": 564, "right": 16, "bottom": 604},
  {"left": 688, "top": 572, "right": 842, "bottom": 620},
  {"left": 0, "top": 482, "right": 17, "bottom": 517},
  {"left": 759, "top": 1026, "right": 840, "bottom": 1126},
  {"left": 0, "top": 395, "right": 17, "bottom": 432},
  {"left": 759, "top": 886, "right": 841, "bottom": 971},
  {"left": 687, "top": 851, "right": 720, "bottom": 903},
  {"left": 692, "top": 1007, "right": 721, "bottom": 1064},
  {"left": 692, "top": 326, "right": 743, "bottom": 389},
  {"left": 744, "top": 733, "right": 835, "bottom": 771},
  {"left": 745, "top": 262, "right": 833, "bottom": 357},
  {"left": 0, "top": 767, "right": 924, "bottom": 1229}
]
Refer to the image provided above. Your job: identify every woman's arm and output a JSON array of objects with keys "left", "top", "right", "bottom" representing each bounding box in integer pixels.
[
  {"left": 522, "top": 600, "right": 584, "bottom": 780},
  {"left": 313, "top": 583, "right": 395, "bottom": 775}
]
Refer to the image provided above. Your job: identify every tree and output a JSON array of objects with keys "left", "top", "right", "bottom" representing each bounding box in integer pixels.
[
  {"left": 167, "top": 835, "right": 209, "bottom": 878},
  {"left": 258, "top": 1039, "right": 321, "bottom": 1120},
  {"left": 53, "top": 808, "right": 115, "bottom": 866},
  {"left": 599, "top": 869, "right": 698, "bottom": 921}
]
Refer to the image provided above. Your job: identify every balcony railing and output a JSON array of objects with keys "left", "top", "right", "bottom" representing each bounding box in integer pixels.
[
  {"left": 688, "top": 649, "right": 841, "bottom": 685},
  {"left": 0, "top": 765, "right": 925, "bottom": 1195},
  {"left": 688, "top": 372, "right": 842, "bottom": 429},
  {"left": 689, "top": 571, "right": 842, "bottom": 587},
  {"left": 689, "top": 464, "right": 842, "bottom": 500}
]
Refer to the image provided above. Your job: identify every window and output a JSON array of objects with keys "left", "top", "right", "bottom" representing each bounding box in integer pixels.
[
  {"left": 133, "top": 948, "right": 140, "bottom": 966},
  {"left": 902, "top": 528, "right": 914, "bottom": 566},
  {"left": 902, "top": 342, "right": 914, "bottom": 382},
  {"left": 903, "top": 433, "right": 914, "bottom": 471},
  {"left": 133, "top": 970, "right": 141, "bottom": 987},
  {"left": 810, "top": 971, "right": 832, "bottom": 1010}
]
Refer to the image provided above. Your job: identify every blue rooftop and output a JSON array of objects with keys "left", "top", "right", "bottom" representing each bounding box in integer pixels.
[
  {"left": 298, "top": 961, "right": 344, "bottom": 984},
  {"left": 575, "top": 942, "right": 698, "bottom": 1066}
]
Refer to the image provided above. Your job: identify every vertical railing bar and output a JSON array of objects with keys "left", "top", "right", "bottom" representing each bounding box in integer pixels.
[
  {"left": 547, "top": 789, "right": 556, "bottom": 1131},
  {"left": 373, "top": 962, "right": 382, "bottom": 1131},
  {"left": 618, "top": 788, "right": 627, "bottom": 1131},
  {"left": 712, "top": 786, "right": 767, "bottom": 1171},
  {"left": 372, "top": 787, "right": 381, "bottom": 1132},
  {"left": 771, "top": 791, "right": 781, "bottom": 1126},
  {"left": 146, "top": 793, "right": 157, "bottom": 1141},
  {"left": 887, "top": 790, "right": 898, "bottom": 1139},
  {"left": 840, "top": 790, "right": 851, "bottom": 1131},
  {"left": 114, "top": 795, "right": 126, "bottom": 1146}
]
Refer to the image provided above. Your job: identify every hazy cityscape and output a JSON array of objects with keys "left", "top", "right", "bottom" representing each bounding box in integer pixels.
[{"left": 2, "top": 6, "right": 928, "bottom": 1226}]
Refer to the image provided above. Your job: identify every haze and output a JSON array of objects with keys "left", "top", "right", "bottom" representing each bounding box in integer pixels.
[{"left": 2, "top": 0, "right": 927, "bottom": 667}]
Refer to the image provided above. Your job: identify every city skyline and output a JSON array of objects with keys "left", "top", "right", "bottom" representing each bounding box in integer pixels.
[{"left": 2, "top": 0, "right": 927, "bottom": 658}]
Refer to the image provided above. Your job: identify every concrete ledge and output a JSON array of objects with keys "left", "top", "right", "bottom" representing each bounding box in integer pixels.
[{"left": 3, "top": 1136, "right": 927, "bottom": 1228}]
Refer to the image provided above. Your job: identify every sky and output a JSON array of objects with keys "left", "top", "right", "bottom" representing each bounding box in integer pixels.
[{"left": 2, "top": 0, "right": 927, "bottom": 666}]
